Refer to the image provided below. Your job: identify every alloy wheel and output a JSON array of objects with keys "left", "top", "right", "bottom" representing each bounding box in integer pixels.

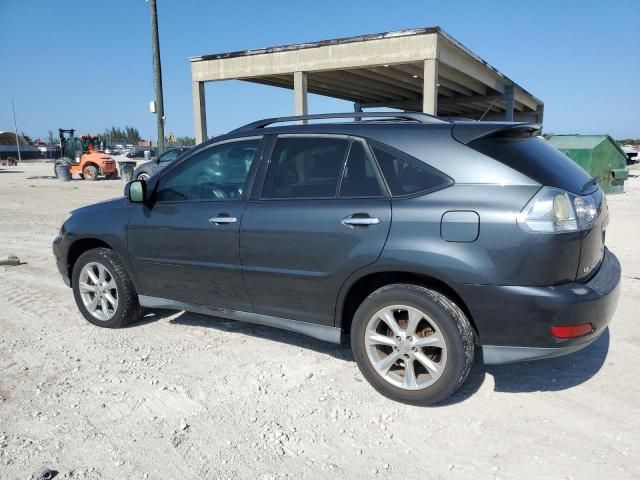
[
  {"left": 78, "top": 262, "right": 118, "bottom": 321},
  {"left": 365, "top": 305, "right": 447, "bottom": 390}
]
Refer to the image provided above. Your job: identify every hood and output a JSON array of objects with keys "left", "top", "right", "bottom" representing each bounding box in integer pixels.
[{"left": 71, "top": 196, "right": 127, "bottom": 216}]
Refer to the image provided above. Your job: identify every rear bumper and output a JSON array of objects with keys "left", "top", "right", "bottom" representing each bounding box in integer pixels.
[
  {"left": 482, "top": 329, "right": 605, "bottom": 364},
  {"left": 457, "top": 248, "right": 620, "bottom": 364}
]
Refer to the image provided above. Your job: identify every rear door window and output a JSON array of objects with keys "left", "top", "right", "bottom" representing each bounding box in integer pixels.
[
  {"left": 371, "top": 144, "right": 452, "bottom": 196},
  {"left": 262, "top": 136, "right": 349, "bottom": 199}
]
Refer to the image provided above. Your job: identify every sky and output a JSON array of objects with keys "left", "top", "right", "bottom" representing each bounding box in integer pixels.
[{"left": 1, "top": 0, "right": 639, "bottom": 141}]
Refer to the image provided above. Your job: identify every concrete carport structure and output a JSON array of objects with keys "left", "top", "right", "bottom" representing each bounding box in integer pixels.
[{"left": 190, "top": 27, "right": 544, "bottom": 143}]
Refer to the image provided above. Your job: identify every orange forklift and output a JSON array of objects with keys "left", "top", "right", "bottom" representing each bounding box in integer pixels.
[{"left": 55, "top": 129, "right": 117, "bottom": 180}]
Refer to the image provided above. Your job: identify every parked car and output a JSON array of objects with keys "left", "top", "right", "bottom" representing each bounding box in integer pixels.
[
  {"left": 125, "top": 149, "right": 145, "bottom": 159},
  {"left": 52, "top": 112, "right": 620, "bottom": 405},
  {"left": 132, "top": 147, "right": 191, "bottom": 181}
]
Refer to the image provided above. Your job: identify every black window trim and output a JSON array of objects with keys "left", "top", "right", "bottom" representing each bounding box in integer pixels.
[
  {"left": 367, "top": 139, "right": 454, "bottom": 199},
  {"left": 151, "top": 135, "right": 265, "bottom": 205},
  {"left": 255, "top": 133, "right": 390, "bottom": 201}
]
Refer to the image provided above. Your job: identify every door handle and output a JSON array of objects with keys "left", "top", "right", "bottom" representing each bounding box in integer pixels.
[
  {"left": 341, "top": 214, "right": 381, "bottom": 227},
  {"left": 209, "top": 215, "right": 237, "bottom": 225}
]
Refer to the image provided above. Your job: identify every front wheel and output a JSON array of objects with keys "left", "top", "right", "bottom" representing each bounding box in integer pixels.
[
  {"left": 137, "top": 172, "right": 150, "bottom": 181},
  {"left": 82, "top": 165, "right": 98, "bottom": 181},
  {"left": 351, "top": 284, "right": 474, "bottom": 406},
  {"left": 72, "top": 248, "right": 142, "bottom": 328}
]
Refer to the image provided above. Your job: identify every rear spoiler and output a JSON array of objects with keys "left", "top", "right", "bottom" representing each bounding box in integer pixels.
[{"left": 452, "top": 122, "right": 542, "bottom": 144}]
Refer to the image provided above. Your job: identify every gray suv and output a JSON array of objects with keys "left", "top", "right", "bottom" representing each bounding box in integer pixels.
[
  {"left": 133, "top": 147, "right": 191, "bottom": 181},
  {"left": 53, "top": 113, "right": 620, "bottom": 405}
]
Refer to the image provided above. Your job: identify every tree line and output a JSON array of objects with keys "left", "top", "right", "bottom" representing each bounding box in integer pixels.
[
  {"left": 102, "top": 126, "right": 142, "bottom": 144},
  {"left": 23, "top": 128, "right": 196, "bottom": 147},
  {"left": 169, "top": 135, "right": 196, "bottom": 146},
  {"left": 46, "top": 127, "right": 141, "bottom": 145}
]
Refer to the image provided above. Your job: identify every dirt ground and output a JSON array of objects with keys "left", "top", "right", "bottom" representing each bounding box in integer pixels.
[{"left": 1, "top": 162, "right": 639, "bottom": 480}]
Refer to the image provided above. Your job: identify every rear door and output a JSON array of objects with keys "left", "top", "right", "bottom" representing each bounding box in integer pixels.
[
  {"left": 240, "top": 135, "right": 391, "bottom": 326},
  {"left": 128, "top": 137, "right": 262, "bottom": 310}
]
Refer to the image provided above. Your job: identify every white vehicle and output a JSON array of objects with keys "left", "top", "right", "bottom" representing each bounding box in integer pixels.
[{"left": 621, "top": 145, "right": 638, "bottom": 164}]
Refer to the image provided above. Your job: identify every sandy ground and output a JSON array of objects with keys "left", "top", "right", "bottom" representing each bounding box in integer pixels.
[{"left": 1, "top": 162, "right": 639, "bottom": 480}]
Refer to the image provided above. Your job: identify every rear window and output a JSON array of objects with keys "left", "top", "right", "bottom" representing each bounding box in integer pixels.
[
  {"left": 469, "top": 136, "right": 593, "bottom": 194},
  {"left": 371, "top": 144, "right": 451, "bottom": 196}
]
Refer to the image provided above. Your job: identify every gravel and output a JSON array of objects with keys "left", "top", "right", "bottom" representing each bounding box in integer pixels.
[{"left": 1, "top": 163, "right": 639, "bottom": 479}]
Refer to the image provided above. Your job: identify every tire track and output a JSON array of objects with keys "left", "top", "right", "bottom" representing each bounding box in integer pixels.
[{"left": 0, "top": 272, "right": 74, "bottom": 321}]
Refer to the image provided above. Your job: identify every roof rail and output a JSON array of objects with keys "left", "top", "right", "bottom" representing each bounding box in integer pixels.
[{"left": 231, "top": 112, "right": 450, "bottom": 132}]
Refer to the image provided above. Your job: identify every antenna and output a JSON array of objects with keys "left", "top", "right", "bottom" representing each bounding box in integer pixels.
[{"left": 11, "top": 99, "right": 22, "bottom": 164}]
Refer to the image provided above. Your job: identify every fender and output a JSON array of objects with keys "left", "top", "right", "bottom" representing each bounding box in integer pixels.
[{"left": 333, "top": 258, "right": 465, "bottom": 330}]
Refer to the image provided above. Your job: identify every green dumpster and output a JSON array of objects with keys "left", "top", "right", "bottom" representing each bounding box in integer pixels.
[{"left": 549, "top": 135, "right": 629, "bottom": 194}]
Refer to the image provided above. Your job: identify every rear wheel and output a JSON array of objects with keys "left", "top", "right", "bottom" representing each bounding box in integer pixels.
[
  {"left": 82, "top": 165, "right": 98, "bottom": 181},
  {"left": 105, "top": 172, "right": 118, "bottom": 180},
  {"left": 351, "top": 284, "right": 474, "bottom": 406},
  {"left": 72, "top": 248, "right": 142, "bottom": 328}
]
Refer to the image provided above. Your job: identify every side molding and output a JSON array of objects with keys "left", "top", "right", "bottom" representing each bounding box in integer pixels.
[{"left": 138, "top": 295, "right": 344, "bottom": 344}]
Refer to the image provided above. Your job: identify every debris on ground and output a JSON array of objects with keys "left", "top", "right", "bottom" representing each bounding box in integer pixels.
[
  {"left": 0, "top": 255, "right": 21, "bottom": 266},
  {"left": 0, "top": 163, "right": 639, "bottom": 479},
  {"left": 33, "top": 467, "right": 56, "bottom": 480}
]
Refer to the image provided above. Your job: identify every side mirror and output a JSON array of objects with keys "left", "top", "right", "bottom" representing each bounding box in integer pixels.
[{"left": 126, "top": 180, "right": 147, "bottom": 203}]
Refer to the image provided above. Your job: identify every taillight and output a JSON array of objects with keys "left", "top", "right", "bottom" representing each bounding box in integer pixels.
[
  {"left": 517, "top": 187, "right": 599, "bottom": 233},
  {"left": 550, "top": 323, "right": 593, "bottom": 339}
]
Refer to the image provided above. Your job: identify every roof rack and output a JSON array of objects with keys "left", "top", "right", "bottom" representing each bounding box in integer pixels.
[{"left": 231, "top": 112, "right": 450, "bottom": 132}]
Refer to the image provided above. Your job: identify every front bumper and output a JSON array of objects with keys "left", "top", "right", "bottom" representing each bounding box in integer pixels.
[
  {"left": 52, "top": 235, "right": 71, "bottom": 286},
  {"left": 457, "top": 248, "right": 620, "bottom": 364}
]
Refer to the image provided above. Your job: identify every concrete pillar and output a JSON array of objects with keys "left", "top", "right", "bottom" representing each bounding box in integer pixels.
[
  {"left": 294, "top": 71, "right": 308, "bottom": 123},
  {"left": 504, "top": 84, "right": 515, "bottom": 122},
  {"left": 192, "top": 81, "right": 207, "bottom": 144},
  {"left": 536, "top": 104, "right": 545, "bottom": 125},
  {"left": 422, "top": 58, "right": 438, "bottom": 115},
  {"left": 354, "top": 102, "right": 362, "bottom": 121}
]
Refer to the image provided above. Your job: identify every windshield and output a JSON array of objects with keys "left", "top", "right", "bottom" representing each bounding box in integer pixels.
[{"left": 159, "top": 150, "right": 179, "bottom": 163}]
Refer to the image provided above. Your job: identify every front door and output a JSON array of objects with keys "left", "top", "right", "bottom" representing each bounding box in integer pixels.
[
  {"left": 240, "top": 135, "right": 391, "bottom": 326},
  {"left": 128, "top": 137, "right": 263, "bottom": 311}
]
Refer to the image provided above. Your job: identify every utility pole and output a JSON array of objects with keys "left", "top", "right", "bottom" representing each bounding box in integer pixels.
[
  {"left": 11, "top": 100, "right": 22, "bottom": 163},
  {"left": 148, "top": 0, "right": 165, "bottom": 154}
]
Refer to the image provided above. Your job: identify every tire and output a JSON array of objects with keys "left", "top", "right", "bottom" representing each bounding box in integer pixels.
[
  {"left": 137, "top": 172, "right": 150, "bottom": 181},
  {"left": 72, "top": 248, "right": 143, "bottom": 328},
  {"left": 350, "top": 284, "right": 474, "bottom": 406},
  {"left": 82, "top": 165, "right": 98, "bottom": 181},
  {"left": 105, "top": 172, "right": 118, "bottom": 180}
]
